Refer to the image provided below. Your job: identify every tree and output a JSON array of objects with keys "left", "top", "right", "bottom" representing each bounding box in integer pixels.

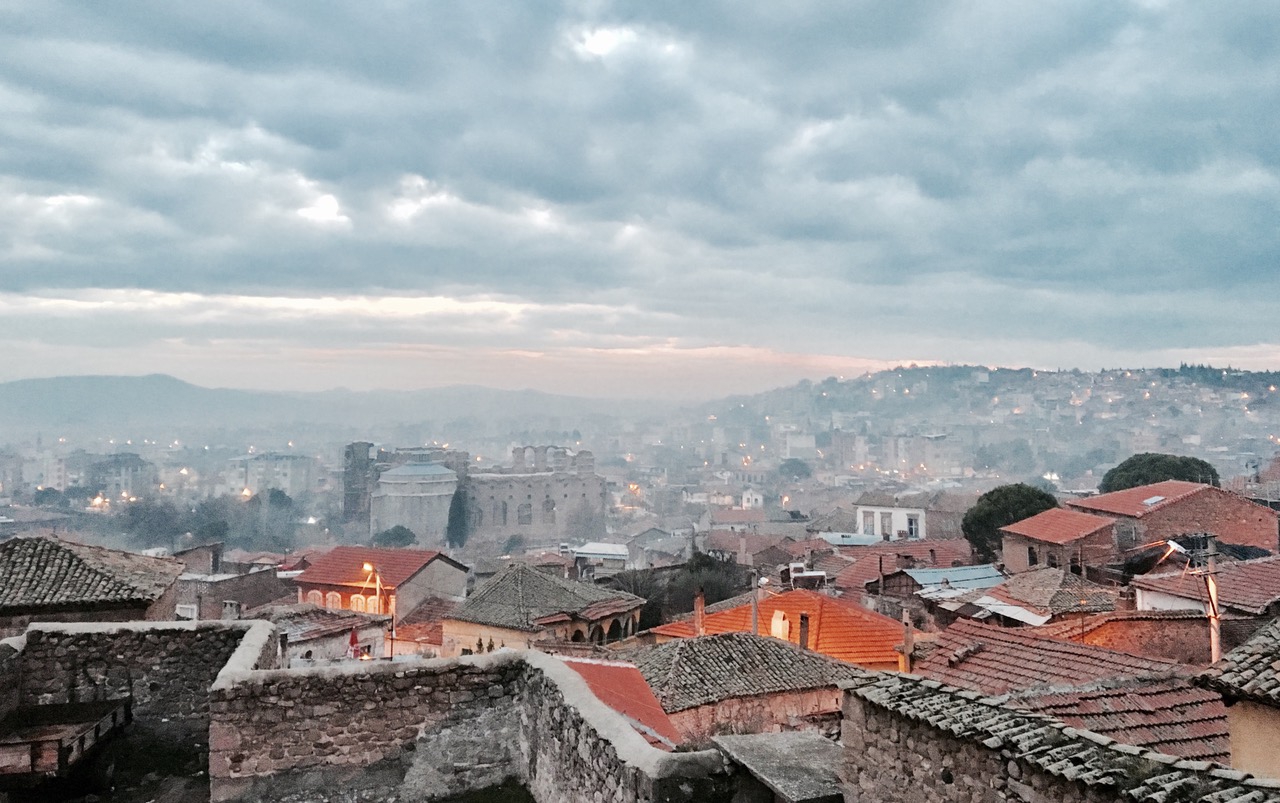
[
  {"left": 1099, "top": 453, "right": 1220, "bottom": 493},
  {"left": 778, "top": 458, "right": 812, "bottom": 480},
  {"left": 372, "top": 525, "right": 417, "bottom": 548},
  {"left": 608, "top": 569, "right": 665, "bottom": 631},
  {"left": 445, "top": 492, "right": 468, "bottom": 549},
  {"left": 962, "top": 483, "right": 1058, "bottom": 562}
]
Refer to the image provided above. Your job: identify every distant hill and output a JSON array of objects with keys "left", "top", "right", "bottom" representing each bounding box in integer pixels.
[{"left": 0, "top": 374, "right": 668, "bottom": 437}]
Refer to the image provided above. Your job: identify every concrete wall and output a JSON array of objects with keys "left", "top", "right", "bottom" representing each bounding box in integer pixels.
[
  {"left": 668, "top": 688, "right": 843, "bottom": 746},
  {"left": 178, "top": 567, "right": 288, "bottom": 620},
  {"left": 208, "top": 650, "right": 732, "bottom": 803}
]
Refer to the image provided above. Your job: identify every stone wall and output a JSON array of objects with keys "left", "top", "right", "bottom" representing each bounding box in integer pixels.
[
  {"left": 840, "top": 674, "right": 1280, "bottom": 803},
  {"left": 0, "top": 637, "right": 19, "bottom": 719},
  {"left": 1140, "top": 489, "right": 1280, "bottom": 552},
  {"left": 178, "top": 567, "right": 290, "bottom": 620},
  {"left": 668, "top": 688, "right": 843, "bottom": 746},
  {"left": 208, "top": 650, "right": 732, "bottom": 803},
  {"left": 16, "top": 621, "right": 277, "bottom": 745}
]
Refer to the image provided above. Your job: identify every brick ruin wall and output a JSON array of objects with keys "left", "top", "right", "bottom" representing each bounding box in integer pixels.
[
  {"left": 668, "top": 688, "right": 844, "bottom": 746},
  {"left": 208, "top": 650, "right": 732, "bottom": 803},
  {"left": 1081, "top": 616, "right": 1267, "bottom": 665},
  {"left": 14, "top": 621, "right": 278, "bottom": 745},
  {"left": 1140, "top": 491, "right": 1280, "bottom": 552}
]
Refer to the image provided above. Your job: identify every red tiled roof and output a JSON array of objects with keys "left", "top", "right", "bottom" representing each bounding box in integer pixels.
[
  {"left": 913, "top": 619, "right": 1181, "bottom": 695},
  {"left": 296, "top": 546, "right": 462, "bottom": 590},
  {"left": 1130, "top": 554, "right": 1280, "bottom": 615},
  {"left": 650, "top": 588, "right": 911, "bottom": 669},
  {"left": 395, "top": 596, "right": 461, "bottom": 646},
  {"left": 1000, "top": 508, "right": 1115, "bottom": 545},
  {"left": 831, "top": 540, "right": 972, "bottom": 592},
  {"left": 1011, "top": 676, "right": 1228, "bottom": 763},
  {"left": 704, "top": 531, "right": 787, "bottom": 556},
  {"left": 1065, "top": 481, "right": 1211, "bottom": 518},
  {"left": 1030, "top": 609, "right": 1215, "bottom": 642},
  {"left": 560, "top": 657, "right": 682, "bottom": 750}
]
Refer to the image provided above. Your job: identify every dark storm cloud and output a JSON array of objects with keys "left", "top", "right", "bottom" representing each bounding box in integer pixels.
[{"left": 2, "top": 0, "right": 1279, "bottom": 392}]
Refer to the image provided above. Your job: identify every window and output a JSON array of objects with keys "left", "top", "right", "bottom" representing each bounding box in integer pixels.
[
  {"left": 1028, "top": 547, "right": 1038, "bottom": 567},
  {"left": 366, "top": 595, "right": 381, "bottom": 615},
  {"left": 325, "top": 592, "right": 342, "bottom": 609},
  {"left": 880, "top": 513, "right": 893, "bottom": 537},
  {"left": 517, "top": 502, "right": 533, "bottom": 525},
  {"left": 305, "top": 590, "right": 322, "bottom": 605},
  {"left": 1047, "top": 551, "right": 1059, "bottom": 569},
  {"left": 907, "top": 515, "right": 920, "bottom": 539},
  {"left": 175, "top": 604, "right": 198, "bottom": 620},
  {"left": 542, "top": 498, "right": 556, "bottom": 525},
  {"left": 493, "top": 501, "right": 508, "bottom": 526},
  {"left": 350, "top": 595, "right": 365, "bottom": 612},
  {"left": 862, "top": 512, "right": 875, "bottom": 536},
  {"left": 770, "top": 610, "right": 790, "bottom": 640}
]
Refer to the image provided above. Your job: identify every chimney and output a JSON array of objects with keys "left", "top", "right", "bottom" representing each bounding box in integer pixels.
[
  {"left": 900, "top": 609, "right": 914, "bottom": 673},
  {"left": 798, "top": 613, "right": 810, "bottom": 650},
  {"left": 739, "top": 536, "right": 748, "bottom": 565},
  {"left": 694, "top": 588, "right": 706, "bottom": 636},
  {"left": 222, "top": 600, "right": 242, "bottom": 620}
]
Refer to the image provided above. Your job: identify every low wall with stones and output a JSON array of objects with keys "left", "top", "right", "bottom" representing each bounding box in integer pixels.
[
  {"left": 840, "top": 674, "right": 1280, "bottom": 803},
  {"left": 16, "top": 620, "right": 278, "bottom": 745},
  {"left": 209, "top": 650, "right": 732, "bottom": 803}
]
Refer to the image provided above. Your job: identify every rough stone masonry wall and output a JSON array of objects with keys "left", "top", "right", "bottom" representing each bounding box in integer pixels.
[
  {"left": 208, "top": 650, "right": 731, "bottom": 803},
  {"left": 16, "top": 621, "right": 277, "bottom": 745},
  {"left": 840, "top": 693, "right": 1123, "bottom": 803}
]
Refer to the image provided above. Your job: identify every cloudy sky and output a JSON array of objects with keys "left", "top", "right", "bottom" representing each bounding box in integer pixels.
[{"left": 2, "top": 1, "right": 1278, "bottom": 398}]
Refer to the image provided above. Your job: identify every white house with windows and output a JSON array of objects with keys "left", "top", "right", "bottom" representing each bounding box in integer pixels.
[{"left": 854, "top": 497, "right": 927, "bottom": 541}]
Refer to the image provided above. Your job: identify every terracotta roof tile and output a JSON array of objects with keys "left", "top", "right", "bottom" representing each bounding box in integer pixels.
[
  {"left": 999, "top": 508, "right": 1114, "bottom": 545},
  {"left": 650, "top": 588, "right": 911, "bottom": 668},
  {"left": 0, "top": 536, "right": 183, "bottom": 611},
  {"left": 560, "top": 657, "right": 682, "bottom": 749},
  {"left": 1010, "top": 676, "right": 1228, "bottom": 763},
  {"left": 296, "top": 546, "right": 464, "bottom": 590},
  {"left": 448, "top": 562, "right": 643, "bottom": 631},
  {"left": 913, "top": 618, "right": 1181, "bottom": 695},
  {"left": 1065, "top": 480, "right": 1212, "bottom": 518},
  {"left": 630, "top": 632, "right": 866, "bottom": 713},
  {"left": 395, "top": 596, "right": 461, "bottom": 646},
  {"left": 831, "top": 540, "right": 972, "bottom": 592},
  {"left": 1130, "top": 554, "right": 1280, "bottom": 615}
]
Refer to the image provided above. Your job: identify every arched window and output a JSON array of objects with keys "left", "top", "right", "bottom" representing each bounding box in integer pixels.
[
  {"left": 350, "top": 595, "right": 365, "bottom": 612},
  {"left": 471, "top": 507, "right": 484, "bottom": 528},
  {"left": 325, "top": 592, "right": 342, "bottom": 609},
  {"left": 542, "top": 498, "right": 556, "bottom": 525},
  {"left": 517, "top": 503, "right": 533, "bottom": 525},
  {"left": 306, "top": 590, "right": 322, "bottom": 606},
  {"left": 494, "top": 501, "right": 507, "bottom": 526},
  {"left": 366, "top": 595, "right": 381, "bottom": 615}
]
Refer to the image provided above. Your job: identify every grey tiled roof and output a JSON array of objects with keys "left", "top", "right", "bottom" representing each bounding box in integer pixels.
[
  {"left": 448, "top": 562, "right": 643, "bottom": 631},
  {"left": 1199, "top": 617, "right": 1280, "bottom": 706},
  {"left": 849, "top": 673, "right": 1280, "bottom": 802},
  {"left": 632, "top": 632, "right": 868, "bottom": 713},
  {"left": 0, "top": 536, "right": 184, "bottom": 612}
]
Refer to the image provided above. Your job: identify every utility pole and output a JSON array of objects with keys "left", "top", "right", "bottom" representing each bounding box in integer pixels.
[
  {"left": 1202, "top": 534, "right": 1221, "bottom": 664},
  {"left": 751, "top": 568, "right": 759, "bottom": 635}
]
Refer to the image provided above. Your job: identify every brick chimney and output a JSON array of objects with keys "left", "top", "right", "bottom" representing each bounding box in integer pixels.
[
  {"left": 798, "top": 612, "right": 810, "bottom": 650},
  {"left": 694, "top": 588, "right": 706, "bottom": 636}
]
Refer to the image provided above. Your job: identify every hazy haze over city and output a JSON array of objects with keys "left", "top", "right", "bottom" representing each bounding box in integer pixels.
[{"left": 3, "top": 2, "right": 1279, "bottom": 398}]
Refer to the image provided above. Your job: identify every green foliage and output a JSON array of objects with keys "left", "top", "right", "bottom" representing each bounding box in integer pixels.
[
  {"left": 608, "top": 570, "right": 666, "bottom": 631},
  {"left": 373, "top": 524, "right": 417, "bottom": 548},
  {"left": 778, "top": 458, "right": 812, "bottom": 479},
  {"left": 1099, "top": 452, "right": 1220, "bottom": 493},
  {"left": 974, "top": 439, "right": 1034, "bottom": 474},
  {"left": 32, "top": 487, "right": 62, "bottom": 507},
  {"left": 121, "top": 499, "right": 186, "bottom": 549},
  {"left": 962, "top": 483, "right": 1058, "bottom": 562},
  {"left": 446, "top": 491, "right": 468, "bottom": 549},
  {"left": 664, "top": 552, "right": 750, "bottom": 616}
]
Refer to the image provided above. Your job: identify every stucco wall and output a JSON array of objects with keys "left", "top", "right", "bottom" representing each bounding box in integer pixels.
[{"left": 1227, "top": 699, "right": 1280, "bottom": 777}]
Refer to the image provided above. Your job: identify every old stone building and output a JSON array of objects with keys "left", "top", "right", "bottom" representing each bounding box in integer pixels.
[{"left": 369, "top": 463, "right": 459, "bottom": 543}]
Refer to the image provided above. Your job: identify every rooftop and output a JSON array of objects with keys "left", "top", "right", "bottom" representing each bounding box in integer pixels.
[
  {"left": 830, "top": 539, "right": 972, "bottom": 592},
  {"left": 713, "top": 732, "right": 843, "bottom": 803},
  {"left": 448, "top": 562, "right": 644, "bottom": 632},
  {"left": 0, "top": 536, "right": 184, "bottom": 612},
  {"left": 378, "top": 463, "right": 457, "bottom": 478},
  {"left": 247, "top": 603, "right": 389, "bottom": 643},
  {"left": 650, "top": 588, "right": 911, "bottom": 668},
  {"left": 913, "top": 618, "right": 1181, "bottom": 695},
  {"left": 296, "top": 546, "right": 465, "bottom": 590},
  {"left": 985, "top": 567, "right": 1118, "bottom": 617},
  {"left": 1131, "top": 554, "right": 1280, "bottom": 615},
  {"left": 630, "top": 632, "right": 866, "bottom": 713},
  {"left": 559, "top": 657, "right": 682, "bottom": 750},
  {"left": 999, "top": 507, "right": 1115, "bottom": 545},
  {"left": 1065, "top": 480, "right": 1214, "bottom": 518},
  {"left": 1199, "top": 617, "right": 1280, "bottom": 706},
  {"left": 900, "top": 563, "right": 1005, "bottom": 590}
]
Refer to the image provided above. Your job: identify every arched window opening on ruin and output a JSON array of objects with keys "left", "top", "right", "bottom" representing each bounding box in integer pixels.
[
  {"left": 350, "top": 595, "right": 365, "bottom": 612},
  {"left": 471, "top": 508, "right": 484, "bottom": 529},
  {"left": 606, "top": 619, "right": 622, "bottom": 643},
  {"left": 303, "top": 650, "right": 313, "bottom": 660},
  {"left": 494, "top": 501, "right": 508, "bottom": 526},
  {"left": 517, "top": 503, "right": 533, "bottom": 525},
  {"left": 306, "top": 590, "right": 322, "bottom": 606},
  {"left": 590, "top": 625, "right": 604, "bottom": 644},
  {"left": 571, "top": 630, "right": 585, "bottom": 643},
  {"left": 542, "top": 498, "right": 556, "bottom": 525},
  {"left": 325, "top": 592, "right": 342, "bottom": 609}
]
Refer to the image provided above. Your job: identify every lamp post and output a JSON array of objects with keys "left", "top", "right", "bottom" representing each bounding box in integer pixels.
[{"left": 362, "top": 562, "right": 396, "bottom": 658}]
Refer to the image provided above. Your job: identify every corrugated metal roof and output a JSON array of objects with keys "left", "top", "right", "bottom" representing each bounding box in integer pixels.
[{"left": 902, "top": 564, "right": 1005, "bottom": 589}]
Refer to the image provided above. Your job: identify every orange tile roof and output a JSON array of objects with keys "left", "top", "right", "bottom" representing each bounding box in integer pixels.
[
  {"left": 560, "top": 657, "right": 682, "bottom": 750},
  {"left": 650, "top": 588, "right": 911, "bottom": 669},
  {"left": 913, "top": 619, "right": 1181, "bottom": 695},
  {"left": 1065, "top": 481, "right": 1210, "bottom": 518},
  {"left": 296, "top": 546, "right": 464, "bottom": 590},
  {"left": 831, "top": 540, "right": 973, "bottom": 592},
  {"left": 999, "top": 508, "right": 1114, "bottom": 545}
]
